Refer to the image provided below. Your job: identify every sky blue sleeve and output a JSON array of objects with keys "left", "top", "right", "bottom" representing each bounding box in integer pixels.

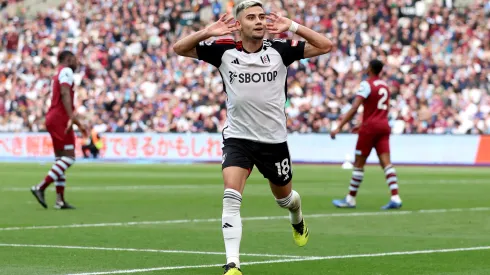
[{"left": 356, "top": 81, "right": 371, "bottom": 98}]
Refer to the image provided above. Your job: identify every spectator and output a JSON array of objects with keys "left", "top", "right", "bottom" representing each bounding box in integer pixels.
[{"left": 0, "top": 0, "right": 488, "bottom": 135}]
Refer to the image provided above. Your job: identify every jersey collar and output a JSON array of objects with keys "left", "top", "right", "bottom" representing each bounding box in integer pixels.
[{"left": 237, "top": 41, "right": 263, "bottom": 54}]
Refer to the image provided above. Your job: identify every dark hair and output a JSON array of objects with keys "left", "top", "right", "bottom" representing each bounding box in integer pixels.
[
  {"left": 235, "top": 1, "right": 263, "bottom": 17},
  {"left": 58, "top": 50, "right": 74, "bottom": 64},
  {"left": 369, "top": 59, "right": 384, "bottom": 75}
]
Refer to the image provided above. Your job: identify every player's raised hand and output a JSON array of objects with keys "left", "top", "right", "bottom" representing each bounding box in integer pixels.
[
  {"left": 205, "top": 13, "right": 238, "bottom": 37},
  {"left": 266, "top": 12, "right": 293, "bottom": 34},
  {"left": 330, "top": 128, "right": 339, "bottom": 140}
]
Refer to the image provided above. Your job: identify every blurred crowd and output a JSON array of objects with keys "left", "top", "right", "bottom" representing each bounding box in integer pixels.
[{"left": 0, "top": 0, "right": 489, "bottom": 135}]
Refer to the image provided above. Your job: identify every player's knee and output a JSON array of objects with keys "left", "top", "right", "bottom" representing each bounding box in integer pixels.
[
  {"left": 223, "top": 188, "right": 242, "bottom": 216},
  {"left": 354, "top": 157, "right": 367, "bottom": 168},
  {"left": 276, "top": 190, "right": 301, "bottom": 211}
]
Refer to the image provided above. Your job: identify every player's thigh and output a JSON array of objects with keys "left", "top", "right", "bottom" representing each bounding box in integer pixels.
[
  {"left": 375, "top": 133, "right": 391, "bottom": 167},
  {"left": 48, "top": 125, "right": 75, "bottom": 156},
  {"left": 254, "top": 141, "right": 293, "bottom": 189},
  {"left": 222, "top": 138, "right": 254, "bottom": 194},
  {"left": 355, "top": 131, "right": 375, "bottom": 158}
]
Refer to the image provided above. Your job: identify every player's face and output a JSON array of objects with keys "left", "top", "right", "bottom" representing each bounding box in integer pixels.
[{"left": 237, "top": 6, "right": 266, "bottom": 40}]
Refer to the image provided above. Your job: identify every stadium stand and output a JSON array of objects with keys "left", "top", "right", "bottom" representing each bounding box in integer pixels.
[{"left": 0, "top": 0, "right": 489, "bottom": 134}]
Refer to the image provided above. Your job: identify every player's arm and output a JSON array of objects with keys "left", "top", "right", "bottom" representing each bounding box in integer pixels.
[
  {"left": 59, "top": 68, "right": 75, "bottom": 119},
  {"left": 330, "top": 81, "right": 370, "bottom": 139},
  {"left": 295, "top": 23, "right": 333, "bottom": 58},
  {"left": 336, "top": 97, "right": 364, "bottom": 133},
  {"left": 173, "top": 13, "right": 237, "bottom": 59},
  {"left": 266, "top": 12, "right": 333, "bottom": 58},
  {"left": 59, "top": 68, "right": 86, "bottom": 134},
  {"left": 172, "top": 30, "right": 211, "bottom": 59}
]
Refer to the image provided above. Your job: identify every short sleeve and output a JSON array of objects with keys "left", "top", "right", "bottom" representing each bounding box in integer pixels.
[
  {"left": 58, "top": 67, "right": 74, "bottom": 86},
  {"left": 270, "top": 39, "right": 306, "bottom": 66},
  {"left": 195, "top": 39, "right": 234, "bottom": 68},
  {"left": 356, "top": 81, "right": 371, "bottom": 98}
]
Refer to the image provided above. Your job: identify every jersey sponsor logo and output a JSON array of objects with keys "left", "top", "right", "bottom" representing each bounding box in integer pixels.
[
  {"left": 228, "top": 71, "right": 279, "bottom": 84},
  {"left": 260, "top": 54, "right": 270, "bottom": 64},
  {"left": 291, "top": 40, "right": 299, "bottom": 47},
  {"left": 229, "top": 71, "right": 238, "bottom": 84}
]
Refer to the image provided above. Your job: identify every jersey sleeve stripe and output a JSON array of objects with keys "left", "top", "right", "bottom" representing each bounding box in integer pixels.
[
  {"left": 215, "top": 39, "right": 236, "bottom": 45},
  {"left": 215, "top": 41, "right": 236, "bottom": 45}
]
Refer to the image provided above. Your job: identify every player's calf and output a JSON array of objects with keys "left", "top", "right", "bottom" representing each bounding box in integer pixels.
[
  {"left": 35, "top": 156, "right": 75, "bottom": 191},
  {"left": 276, "top": 190, "right": 303, "bottom": 225},
  {"left": 222, "top": 188, "right": 242, "bottom": 269},
  {"left": 32, "top": 156, "right": 76, "bottom": 209},
  {"left": 332, "top": 167, "right": 363, "bottom": 208},
  {"left": 276, "top": 190, "right": 308, "bottom": 246},
  {"left": 53, "top": 175, "right": 75, "bottom": 209},
  {"left": 381, "top": 164, "right": 402, "bottom": 210}
]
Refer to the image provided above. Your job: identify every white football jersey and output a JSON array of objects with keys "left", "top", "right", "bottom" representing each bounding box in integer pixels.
[{"left": 196, "top": 39, "right": 305, "bottom": 143}]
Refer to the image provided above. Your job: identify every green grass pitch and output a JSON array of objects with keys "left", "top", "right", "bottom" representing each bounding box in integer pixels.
[{"left": 0, "top": 162, "right": 489, "bottom": 275}]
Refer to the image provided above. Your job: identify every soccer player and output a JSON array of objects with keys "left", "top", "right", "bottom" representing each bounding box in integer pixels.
[
  {"left": 173, "top": 1, "right": 333, "bottom": 274},
  {"left": 330, "top": 60, "right": 402, "bottom": 210},
  {"left": 30, "top": 50, "right": 86, "bottom": 210}
]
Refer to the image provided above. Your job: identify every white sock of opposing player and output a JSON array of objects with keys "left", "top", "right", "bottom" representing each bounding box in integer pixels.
[
  {"left": 276, "top": 190, "right": 303, "bottom": 226},
  {"left": 222, "top": 188, "right": 242, "bottom": 268}
]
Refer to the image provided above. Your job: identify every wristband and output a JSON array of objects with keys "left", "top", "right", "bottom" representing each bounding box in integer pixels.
[{"left": 288, "top": 21, "right": 299, "bottom": 33}]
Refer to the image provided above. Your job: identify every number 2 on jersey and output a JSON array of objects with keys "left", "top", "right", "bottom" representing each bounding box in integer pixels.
[{"left": 377, "top": 88, "right": 388, "bottom": 110}]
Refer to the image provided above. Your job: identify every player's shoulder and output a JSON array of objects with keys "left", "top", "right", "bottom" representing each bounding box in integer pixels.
[
  {"left": 360, "top": 80, "right": 370, "bottom": 86},
  {"left": 359, "top": 80, "right": 372, "bottom": 91},
  {"left": 266, "top": 38, "right": 299, "bottom": 50},
  {"left": 199, "top": 39, "right": 238, "bottom": 51},
  {"left": 57, "top": 66, "right": 75, "bottom": 84},
  {"left": 58, "top": 66, "right": 74, "bottom": 77}
]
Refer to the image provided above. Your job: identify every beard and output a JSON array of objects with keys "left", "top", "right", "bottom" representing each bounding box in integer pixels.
[
  {"left": 251, "top": 33, "right": 264, "bottom": 40},
  {"left": 250, "top": 29, "right": 265, "bottom": 40}
]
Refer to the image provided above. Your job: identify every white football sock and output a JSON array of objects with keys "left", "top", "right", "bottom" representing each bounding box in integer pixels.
[
  {"left": 391, "top": 194, "right": 402, "bottom": 203},
  {"left": 222, "top": 188, "right": 242, "bottom": 268},
  {"left": 276, "top": 190, "right": 303, "bottom": 225},
  {"left": 346, "top": 194, "right": 356, "bottom": 204}
]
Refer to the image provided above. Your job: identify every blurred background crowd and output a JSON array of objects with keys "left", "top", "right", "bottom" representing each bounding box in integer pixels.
[{"left": 0, "top": 0, "right": 489, "bottom": 135}]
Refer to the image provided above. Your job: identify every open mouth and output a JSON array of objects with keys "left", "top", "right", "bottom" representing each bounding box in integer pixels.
[{"left": 254, "top": 28, "right": 264, "bottom": 31}]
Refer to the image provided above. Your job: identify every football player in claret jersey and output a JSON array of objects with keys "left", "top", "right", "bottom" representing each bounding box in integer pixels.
[
  {"left": 30, "top": 51, "right": 86, "bottom": 210},
  {"left": 330, "top": 60, "right": 402, "bottom": 210},
  {"left": 173, "top": 0, "right": 333, "bottom": 274}
]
